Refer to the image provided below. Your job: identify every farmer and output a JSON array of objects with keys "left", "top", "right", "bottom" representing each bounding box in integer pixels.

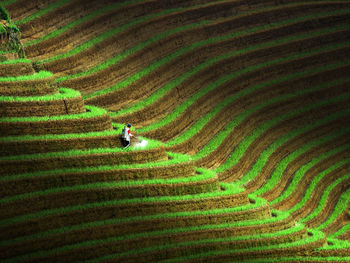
[{"left": 122, "top": 123, "right": 133, "bottom": 148}]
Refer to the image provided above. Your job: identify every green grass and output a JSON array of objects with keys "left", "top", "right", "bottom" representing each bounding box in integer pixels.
[
  {"left": 0, "top": 194, "right": 267, "bottom": 246},
  {"left": 15, "top": 0, "right": 74, "bottom": 25},
  {"left": 24, "top": 0, "right": 144, "bottom": 46},
  {"left": 38, "top": 7, "right": 185, "bottom": 64},
  {"left": 165, "top": 69, "right": 350, "bottom": 147},
  {"left": 287, "top": 158, "right": 350, "bottom": 215},
  {"left": 0, "top": 151, "right": 192, "bottom": 182},
  {"left": 252, "top": 129, "right": 350, "bottom": 197},
  {"left": 0, "top": 87, "right": 80, "bottom": 101},
  {"left": 0, "top": 70, "right": 52, "bottom": 82},
  {"left": 0, "top": 58, "right": 31, "bottom": 64},
  {"left": 300, "top": 173, "right": 350, "bottom": 224},
  {"left": 329, "top": 224, "right": 350, "bottom": 239},
  {"left": 0, "top": 181, "right": 244, "bottom": 227},
  {"left": 1, "top": 0, "right": 18, "bottom": 6},
  {"left": 6, "top": 222, "right": 306, "bottom": 263},
  {"left": 270, "top": 144, "right": 350, "bottom": 206}
]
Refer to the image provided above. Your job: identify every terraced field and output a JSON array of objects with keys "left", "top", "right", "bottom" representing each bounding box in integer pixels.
[{"left": 1, "top": 0, "right": 350, "bottom": 262}]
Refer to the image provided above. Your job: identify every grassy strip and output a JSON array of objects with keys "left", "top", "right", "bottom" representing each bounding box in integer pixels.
[
  {"left": 7, "top": 222, "right": 306, "bottom": 263},
  {"left": 0, "top": 70, "right": 52, "bottom": 81},
  {"left": 252, "top": 128, "right": 350, "bottom": 196},
  {"left": 0, "top": 151, "right": 192, "bottom": 182},
  {"left": 317, "top": 238, "right": 350, "bottom": 250},
  {"left": 39, "top": 7, "right": 184, "bottom": 64},
  {"left": 195, "top": 79, "right": 350, "bottom": 164},
  {"left": 85, "top": 228, "right": 323, "bottom": 263},
  {"left": 0, "top": 129, "right": 119, "bottom": 142},
  {"left": 0, "top": 104, "right": 106, "bottom": 122},
  {"left": 270, "top": 144, "right": 350, "bottom": 205},
  {"left": 0, "top": 167, "right": 216, "bottom": 205},
  {"left": 300, "top": 174, "right": 350, "bottom": 223},
  {"left": 316, "top": 188, "right": 350, "bottom": 231},
  {"left": 0, "top": 87, "right": 80, "bottom": 101},
  {"left": 287, "top": 158, "right": 350, "bottom": 214},
  {"left": 57, "top": 19, "right": 211, "bottom": 82},
  {"left": 87, "top": 9, "right": 350, "bottom": 100},
  {"left": 0, "top": 137, "right": 163, "bottom": 161},
  {"left": 165, "top": 68, "right": 350, "bottom": 147},
  {"left": 24, "top": 0, "right": 143, "bottom": 46},
  {"left": 0, "top": 58, "right": 31, "bottom": 64},
  {"left": 241, "top": 255, "right": 350, "bottom": 262},
  {"left": 0, "top": 181, "right": 244, "bottom": 227},
  {"left": 115, "top": 18, "right": 350, "bottom": 118},
  {"left": 215, "top": 92, "right": 350, "bottom": 176},
  {"left": 0, "top": 194, "right": 267, "bottom": 246},
  {"left": 15, "top": 0, "right": 74, "bottom": 25}
]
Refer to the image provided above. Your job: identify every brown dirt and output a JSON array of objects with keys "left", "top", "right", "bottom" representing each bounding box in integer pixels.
[
  {"left": 1, "top": 190, "right": 249, "bottom": 240},
  {"left": 0, "top": 161, "right": 195, "bottom": 197},
  {"left": 112, "top": 13, "right": 350, "bottom": 125},
  {"left": 195, "top": 78, "right": 350, "bottom": 173},
  {"left": 322, "top": 206, "right": 350, "bottom": 237},
  {"left": 0, "top": 146, "right": 168, "bottom": 175},
  {"left": 247, "top": 121, "right": 350, "bottom": 197},
  {"left": 0, "top": 112, "right": 112, "bottom": 136},
  {"left": 0, "top": 95, "right": 85, "bottom": 117},
  {"left": 0, "top": 76, "right": 58, "bottom": 96},
  {"left": 0, "top": 204, "right": 271, "bottom": 259},
  {"left": 0, "top": 62, "right": 34, "bottom": 77}
]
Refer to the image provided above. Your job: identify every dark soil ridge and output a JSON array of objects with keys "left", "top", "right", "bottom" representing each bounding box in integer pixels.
[
  {"left": 215, "top": 94, "right": 350, "bottom": 182},
  {"left": 273, "top": 152, "right": 350, "bottom": 212},
  {"left": 323, "top": 208, "right": 350, "bottom": 237},
  {"left": 83, "top": 2, "right": 350, "bottom": 108},
  {"left": 0, "top": 189, "right": 249, "bottom": 241},
  {"left": 112, "top": 13, "right": 350, "bottom": 126},
  {"left": 0, "top": 146, "right": 168, "bottom": 175},
  {"left": 0, "top": 161, "right": 196, "bottom": 197},
  {"left": 256, "top": 132, "right": 350, "bottom": 201},
  {"left": 0, "top": 76, "right": 58, "bottom": 96},
  {"left": 164, "top": 63, "right": 350, "bottom": 153},
  {"left": 0, "top": 111, "right": 112, "bottom": 136},
  {"left": 27, "top": 227, "right": 306, "bottom": 263},
  {"left": 0, "top": 204, "right": 272, "bottom": 259},
  {"left": 0, "top": 95, "right": 85, "bottom": 117},
  {"left": 25, "top": 0, "right": 220, "bottom": 61},
  {"left": 0, "top": 62, "right": 34, "bottom": 77}
]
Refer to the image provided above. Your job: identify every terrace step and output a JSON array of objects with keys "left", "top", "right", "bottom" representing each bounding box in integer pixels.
[
  {"left": 0, "top": 105, "right": 112, "bottom": 136},
  {"left": 0, "top": 87, "right": 85, "bottom": 117},
  {"left": 0, "top": 144, "right": 168, "bottom": 175},
  {"left": 0, "top": 59, "right": 34, "bottom": 77}
]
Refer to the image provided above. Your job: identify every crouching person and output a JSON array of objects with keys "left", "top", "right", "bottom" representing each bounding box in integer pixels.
[{"left": 122, "top": 123, "right": 133, "bottom": 148}]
